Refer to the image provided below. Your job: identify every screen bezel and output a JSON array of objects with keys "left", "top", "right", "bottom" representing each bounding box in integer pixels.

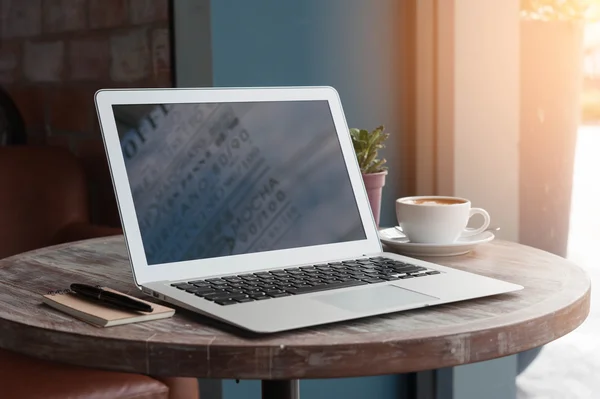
[{"left": 95, "top": 87, "right": 382, "bottom": 286}]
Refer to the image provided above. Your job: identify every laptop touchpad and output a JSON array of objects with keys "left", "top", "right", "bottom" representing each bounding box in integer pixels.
[{"left": 313, "top": 285, "right": 438, "bottom": 313}]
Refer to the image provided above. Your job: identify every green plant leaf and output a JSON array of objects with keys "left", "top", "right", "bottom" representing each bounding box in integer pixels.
[
  {"left": 365, "top": 158, "right": 387, "bottom": 174},
  {"left": 364, "top": 150, "right": 377, "bottom": 171},
  {"left": 367, "top": 127, "right": 380, "bottom": 147},
  {"left": 349, "top": 125, "right": 390, "bottom": 174}
]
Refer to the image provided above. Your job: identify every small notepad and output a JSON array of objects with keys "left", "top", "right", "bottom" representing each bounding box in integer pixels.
[{"left": 42, "top": 287, "right": 175, "bottom": 327}]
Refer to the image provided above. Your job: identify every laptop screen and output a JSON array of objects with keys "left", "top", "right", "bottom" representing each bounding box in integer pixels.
[{"left": 112, "top": 101, "right": 366, "bottom": 265}]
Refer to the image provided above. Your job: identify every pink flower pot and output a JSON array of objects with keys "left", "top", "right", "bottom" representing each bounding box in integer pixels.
[{"left": 362, "top": 171, "right": 387, "bottom": 227}]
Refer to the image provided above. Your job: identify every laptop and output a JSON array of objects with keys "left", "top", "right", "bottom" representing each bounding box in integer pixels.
[{"left": 94, "top": 86, "right": 523, "bottom": 333}]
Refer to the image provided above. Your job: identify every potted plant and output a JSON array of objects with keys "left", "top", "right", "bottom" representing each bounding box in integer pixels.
[{"left": 350, "top": 125, "right": 389, "bottom": 227}]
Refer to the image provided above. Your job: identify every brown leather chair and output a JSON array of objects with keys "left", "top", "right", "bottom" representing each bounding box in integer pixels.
[{"left": 0, "top": 146, "right": 199, "bottom": 399}]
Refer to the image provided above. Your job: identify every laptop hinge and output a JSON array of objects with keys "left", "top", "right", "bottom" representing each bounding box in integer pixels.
[{"left": 140, "top": 286, "right": 153, "bottom": 295}]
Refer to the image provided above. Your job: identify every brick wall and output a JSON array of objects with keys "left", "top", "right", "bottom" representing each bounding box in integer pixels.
[{"left": 0, "top": 0, "right": 172, "bottom": 227}]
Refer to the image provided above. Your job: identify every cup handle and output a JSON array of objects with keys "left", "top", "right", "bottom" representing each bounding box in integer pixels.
[{"left": 462, "top": 208, "right": 491, "bottom": 237}]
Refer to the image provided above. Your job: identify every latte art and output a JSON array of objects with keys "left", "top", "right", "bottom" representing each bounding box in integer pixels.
[{"left": 403, "top": 198, "right": 466, "bottom": 206}]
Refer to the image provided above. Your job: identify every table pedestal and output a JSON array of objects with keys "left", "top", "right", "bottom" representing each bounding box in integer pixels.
[{"left": 262, "top": 379, "right": 300, "bottom": 399}]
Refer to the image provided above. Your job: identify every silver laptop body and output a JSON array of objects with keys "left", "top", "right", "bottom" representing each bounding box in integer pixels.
[{"left": 95, "top": 86, "right": 522, "bottom": 333}]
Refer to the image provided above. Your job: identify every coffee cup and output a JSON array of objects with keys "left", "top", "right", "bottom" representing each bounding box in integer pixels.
[{"left": 395, "top": 196, "right": 490, "bottom": 244}]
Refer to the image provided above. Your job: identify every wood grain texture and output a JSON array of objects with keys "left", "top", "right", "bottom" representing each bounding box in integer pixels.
[{"left": 0, "top": 237, "right": 590, "bottom": 380}]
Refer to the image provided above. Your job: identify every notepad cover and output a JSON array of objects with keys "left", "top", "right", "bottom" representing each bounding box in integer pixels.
[{"left": 42, "top": 287, "right": 175, "bottom": 327}]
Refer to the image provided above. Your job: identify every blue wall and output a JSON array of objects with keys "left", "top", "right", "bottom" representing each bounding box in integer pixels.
[
  {"left": 211, "top": 0, "right": 406, "bottom": 397},
  {"left": 211, "top": 0, "right": 401, "bottom": 227},
  {"left": 223, "top": 376, "right": 403, "bottom": 399}
]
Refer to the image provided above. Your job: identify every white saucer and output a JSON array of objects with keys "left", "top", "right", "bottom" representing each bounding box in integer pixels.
[{"left": 378, "top": 227, "right": 495, "bottom": 257}]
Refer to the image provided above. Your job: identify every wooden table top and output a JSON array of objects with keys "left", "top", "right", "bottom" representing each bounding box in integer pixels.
[{"left": 0, "top": 236, "right": 590, "bottom": 380}]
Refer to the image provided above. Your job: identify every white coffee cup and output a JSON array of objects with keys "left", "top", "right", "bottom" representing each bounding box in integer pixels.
[{"left": 395, "top": 196, "right": 490, "bottom": 244}]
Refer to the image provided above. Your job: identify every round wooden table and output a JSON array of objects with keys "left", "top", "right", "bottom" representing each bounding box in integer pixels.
[{"left": 0, "top": 236, "right": 590, "bottom": 399}]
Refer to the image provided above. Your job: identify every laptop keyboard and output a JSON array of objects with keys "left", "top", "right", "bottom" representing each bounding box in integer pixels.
[{"left": 170, "top": 256, "right": 442, "bottom": 306}]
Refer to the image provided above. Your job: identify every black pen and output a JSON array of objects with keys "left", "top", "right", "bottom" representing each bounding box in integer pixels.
[{"left": 70, "top": 283, "right": 153, "bottom": 313}]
